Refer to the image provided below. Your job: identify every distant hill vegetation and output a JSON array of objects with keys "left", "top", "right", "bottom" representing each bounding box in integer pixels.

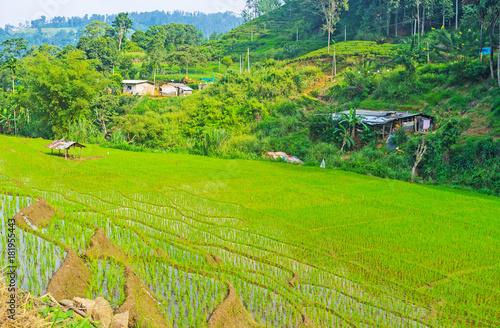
[{"left": 0, "top": 10, "right": 243, "bottom": 48}]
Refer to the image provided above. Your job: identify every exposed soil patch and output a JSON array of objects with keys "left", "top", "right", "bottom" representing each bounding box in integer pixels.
[
  {"left": 298, "top": 313, "right": 316, "bottom": 328},
  {"left": 47, "top": 248, "right": 91, "bottom": 301},
  {"left": 288, "top": 272, "right": 300, "bottom": 288},
  {"left": 12, "top": 178, "right": 24, "bottom": 186},
  {"left": 46, "top": 154, "right": 105, "bottom": 161},
  {"left": 205, "top": 254, "right": 223, "bottom": 267},
  {"left": 75, "top": 155, "right": 106, "bottom": 162},
  {"left": 84, "top": 228, "right": 127, "bottom": 262},
  {"left": 156, "top": 248, "right": 169, "bottom": 259},
  {"left": 14, "top": 198, "right": 60, "bottom": 229},
  {"left": 116, "top": 265, "right": 167, "bottom": 328},
  {"left": 207, "top": 283, "right": 261, "bottom": 328}
]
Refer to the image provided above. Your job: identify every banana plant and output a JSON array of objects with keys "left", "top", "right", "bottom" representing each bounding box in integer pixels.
[
  {"left": 0, "top": 107, "right": 15, "bottom": 134},
  {"left": 334, "top": 108, "right": 367, "bottom": 153}
]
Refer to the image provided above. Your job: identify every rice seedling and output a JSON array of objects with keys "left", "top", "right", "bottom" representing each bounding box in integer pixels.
[{"left": 1, "top": 136, "right": 499, "bottom": 326}]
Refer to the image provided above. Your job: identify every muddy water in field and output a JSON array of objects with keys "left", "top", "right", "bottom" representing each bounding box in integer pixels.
[
  {"left": 0, "top": 195, "right": 66, "bottom": 296},
  {"left": 88, "top": 259, "right": 125, "bottom": 309}
]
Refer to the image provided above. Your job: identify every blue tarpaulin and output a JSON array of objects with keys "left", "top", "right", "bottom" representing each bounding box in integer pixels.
[{"left": 481, "top": 47, "right": 491, "bottom": 55}]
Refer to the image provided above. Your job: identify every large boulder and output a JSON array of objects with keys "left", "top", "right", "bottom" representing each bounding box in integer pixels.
[
  {"left": 91, "top": 297, "right": 113, "bottom": 328},
  {"left": 73, "top": 297, "right": 95, "bottom": 314},
  {"left": 111, "top": 311, "right": 129, "bottom": 328}
]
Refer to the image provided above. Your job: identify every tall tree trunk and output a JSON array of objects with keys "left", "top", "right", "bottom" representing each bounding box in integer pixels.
[
  {"left": 12, "top": 76, "right": 15, "bottom": 93},
  {"left": 480, "top": 17, "right": 484, "bottom": 60},
  {"left": 417, "top": 1, "right": 421, "bottom": 47},
  {"left": 411, "top": 137, "right": 428, "bottom": 183},
  {"left": 421, "top": 5, "right": 425, "bottom": 35},
  {"left": 13, "top": 109, "right": 17, "bottom": 136},
  {"left": 490, "top": 18, "right": 498, "bottom": 80},
  {"left": 395, "top": 10, "right": 398, "bottom": 36},
  {"left": 417, "top": 1, "right": 420, "bottom": 37},
  {"left": 327, "top": 23, "right": 331, "bottom": 55},
  {"left": 387, "top": 12, "right": 390, "bottom": 36},
  {"left": 455, "top": 0, "right": 458, "bottom": 30}
]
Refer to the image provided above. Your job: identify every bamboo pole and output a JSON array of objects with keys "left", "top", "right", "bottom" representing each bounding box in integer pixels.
[
  {"left": 331, "top": 46, "right": 336, "bottom": 81},
  {"left": 427, "top": 42, "right": 430, "bottom": 63}
]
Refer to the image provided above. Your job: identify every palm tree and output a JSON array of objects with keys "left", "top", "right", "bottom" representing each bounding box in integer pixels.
[{"left": 3, "top": 57, "right": 18, "bottom": 93}]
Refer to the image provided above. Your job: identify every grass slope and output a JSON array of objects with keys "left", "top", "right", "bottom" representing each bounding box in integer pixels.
[
  {"left": 298, "top": 40, "right": 403, "bottom": 60},
  {"left": 206, "top": 1, "right": 326, "bottom": 60},
  {"left": 1, "top": 135, "right": 499, "bottom": 326}
]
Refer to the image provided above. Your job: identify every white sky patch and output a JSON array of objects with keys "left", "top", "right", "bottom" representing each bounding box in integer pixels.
[{"left": 2, "top": 0, "right": 245, "bottom": 27}]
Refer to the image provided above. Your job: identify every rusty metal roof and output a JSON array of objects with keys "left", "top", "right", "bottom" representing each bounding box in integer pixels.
[
  {"left": 45, "top": 140, "right": 86, "bottom": 150},
  {"left": 330, "top": 110, "right": 433, "bottom": 126}
]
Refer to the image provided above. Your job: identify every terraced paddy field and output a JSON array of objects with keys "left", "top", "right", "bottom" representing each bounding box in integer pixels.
[{"left": 0, "top": 135, "right": 499, "bottom": 327}]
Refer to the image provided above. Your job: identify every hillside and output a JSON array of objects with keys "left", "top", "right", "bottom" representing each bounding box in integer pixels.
[
  {"left": 0, "top": 11, "right": 243, "bottom": 48},
  {"left": 0, "top": 1, "right": 498, "bottom": 197},
  {"left": 205, "top": 0, "right": 326, "bottom": 61}
]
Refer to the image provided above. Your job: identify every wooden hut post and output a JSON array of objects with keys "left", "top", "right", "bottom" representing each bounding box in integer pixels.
[
  {"left": 80, "top": 147, "right": 82, "bottom": 159},
  {"left": 65, "top": 149, "right": 67, "bottom": 160},
  {"left": 73, "top": 145, "right": 75, "bottom": 159}
]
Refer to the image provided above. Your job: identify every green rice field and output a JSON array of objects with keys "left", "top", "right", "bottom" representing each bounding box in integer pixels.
[{"left": 0, "top": 135, "right": 499, "bottom": 327}]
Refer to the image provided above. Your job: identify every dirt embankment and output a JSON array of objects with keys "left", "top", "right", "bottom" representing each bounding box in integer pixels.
[
  {"left": 83, "top": 228, "right": 127, "bottom": 262},
  {"left": 298, "top": 313, "right": 316, "bottom": 328},
  {"left": 46, "top": 248, "right": 91, "bottom": 301},
  {"left": 116, "top": 265, "right": 167, "bottom": 328},
  {"left": 85, "top": 229, "right": 167, "bottom": 327},
  {"left": 205, "top": 254, "right": 223, "bottom": 268},
  {"left": 14, "top": 198, "right": 62, "bottom": 229},
  {"left": 207, "top": 283, "right": 262, "bottom": 328}
]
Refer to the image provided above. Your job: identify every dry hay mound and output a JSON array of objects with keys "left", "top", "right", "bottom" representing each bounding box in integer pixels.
[
  {"left": 116, "top": 265, "right": 167, "bottom": 328},
  {"left": 0, "top": 278, "right": 48, "bottom": 327},
  {"left": 46, "top": 248, "right": 91, "bottom": 301},
  {"left": 14, "top": 198, "right": 60, "bottom": 229},
  {"left": 207, "top": 283, "right": 262, "bottom": 328},
  {"left": 84, "top": 228, "right": 127, "bottom": 262}
]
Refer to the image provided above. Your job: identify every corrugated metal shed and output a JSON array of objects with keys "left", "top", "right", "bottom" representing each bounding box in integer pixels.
[
  {"left": 122, "top": 80, "right": 154, "bottom": 85},
  {"left": 169, "top": 83, "right": 193, "bottom": 91},
  {"left": 45, "top": 140, "right": 86, "bottom": 150},
  {"left": 331, "top": 110, "right": 433, "bottom": 126}
]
